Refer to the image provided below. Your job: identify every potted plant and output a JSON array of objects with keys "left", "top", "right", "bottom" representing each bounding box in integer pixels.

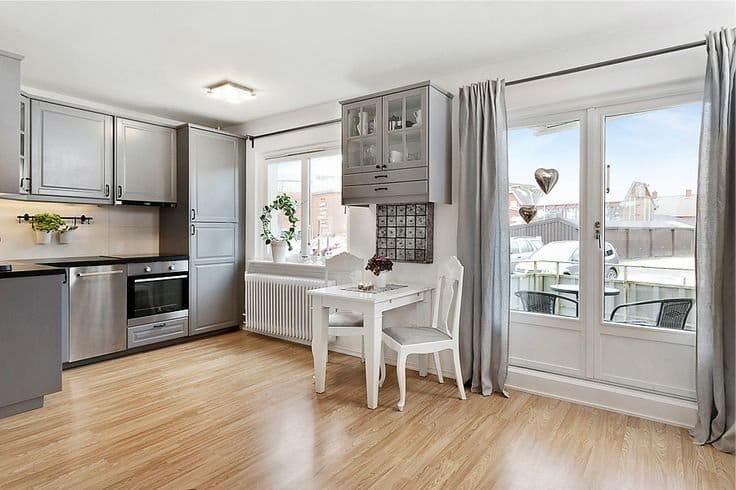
[
  {"left": 365, "top": 254, "right": 393, "bottom": 288},
  {"left": 32, "top": 213, "right": 64, "bottom": 245},
  {"left": 58, "top": 224, "right": 79, "bottom": 244},
  {"left": 259, "top": 194, "right": 298, "bottom": 263}
]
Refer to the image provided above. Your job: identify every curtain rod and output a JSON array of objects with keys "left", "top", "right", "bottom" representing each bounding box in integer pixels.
[
  {"left": 506, "top": 39, "right": 706, "bottom": 86},
  {"left": 246, "top": 118, "right": 341, "bottom": 147},
  {"left": 246, "top": 38, "right": 706, "bottom": 147}
]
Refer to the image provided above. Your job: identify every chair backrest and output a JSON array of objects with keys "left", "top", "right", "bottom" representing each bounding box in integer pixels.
[
  {"left": 433, "top": 256, "right": 464, "bottom": 340},
  {"left": 515, "top": 290, "right": 577, "bottom": 315},
  {"left": 325, "top": 252, "right": 364, "bottom": 286},
  {"left": 657, "top": 298, "right": 693, "bottom": 329}
]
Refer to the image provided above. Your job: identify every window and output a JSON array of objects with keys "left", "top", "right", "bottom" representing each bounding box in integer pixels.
[
  {"left": 509, "top": 119, "right": 581, "bottom": 318},
  {"left": 265, "top": 150, "right": 347, "bottom": 260}
]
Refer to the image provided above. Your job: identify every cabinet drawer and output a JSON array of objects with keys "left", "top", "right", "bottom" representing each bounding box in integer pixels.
[
  {"left": 127, "top": 317, "right": 188, "bottom": 349},
  {"left": 342, "top": 180, "right": 428, "bottom": 205},
  {"left": 343, "top": 167, "right": 427, "bottom": 186}
]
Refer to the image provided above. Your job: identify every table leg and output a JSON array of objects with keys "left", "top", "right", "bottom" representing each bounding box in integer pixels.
[
  {"left": 417, "top": 292, "right": 433, "bottom": 377},
  {"left": 364, "top": 310, "right": 382, "bottom": 409},
  {"left": 311, "top": 299, "right": 329, "bottom": 394}
]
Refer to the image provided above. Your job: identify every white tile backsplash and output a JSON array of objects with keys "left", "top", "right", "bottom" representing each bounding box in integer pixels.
[{"left": 0, "top": 200, "right": 159, "bottom": 260}]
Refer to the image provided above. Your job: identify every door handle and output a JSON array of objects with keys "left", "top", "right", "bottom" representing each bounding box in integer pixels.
[
  {"left": 20, "top": 177, "right": 30, "bottom": 192},
  {"left": 191, "top": 209, "right": 196, "bottom": 220},
  {"left": 76, "top": 270, "right": 124, "bottom": 278},
  {"left": 191, "top": 225, "right": 196, "bottom": 236},
  {"left": 117, "top": 185, "right": 123, "bottom": 198},
  {"left": 374, "top": 187, "right": 389, "bottom": 192},
  {"left": 152, "top": 323, "right": 167, "bottom": 329},
  {"left": 594, "top": 220, "right": 602, "bottom": 249},
  {"left": 105, "top": 184, "right": 110, "bottom": 197}
]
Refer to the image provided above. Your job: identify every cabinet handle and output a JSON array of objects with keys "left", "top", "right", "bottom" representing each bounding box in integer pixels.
[
  {"left": 375, "top": 164, "right": 381, "bottom": 169},
  {"left": 191, "top": 225, "right": 196, "bottom": 236},
  {"left": 374, "top": 174, "right": 388, "bottom": 179},
  {"left": 374, "top": 187, "right": 389, "bottom": 192},
  {"left": 20, "top": 177, "right": 30, "bottom": 192},
  {"left": 105, "top": 184, "right": 110, "bottom": 197},
  {"left": 152, "top": 323, "right": 167, "bottom": 329},
  {"left": 381, "top": 164, "right": 387, "bottom": 169},
  {"left": 191, "top": 209, "right": 196, "bottom": 220},
  {"left": 117, "top": 185, "right": 123, "bottom": 198}
]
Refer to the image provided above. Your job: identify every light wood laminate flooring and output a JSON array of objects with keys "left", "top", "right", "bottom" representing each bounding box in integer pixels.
[{"left": 0, "top": 331, "right": 733, "bottom": 489}]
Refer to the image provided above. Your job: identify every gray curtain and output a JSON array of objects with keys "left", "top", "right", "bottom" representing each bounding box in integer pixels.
[
  {"left": 691, "top": 27, "right": 735, "bottom": 454},
  {"left": 457, "top": 79, "right": 510, "bottom": 396}
]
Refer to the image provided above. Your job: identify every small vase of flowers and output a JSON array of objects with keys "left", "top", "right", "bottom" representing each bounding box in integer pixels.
[{"left": 365, "top": 254, "right": 393, "bottom": 289}]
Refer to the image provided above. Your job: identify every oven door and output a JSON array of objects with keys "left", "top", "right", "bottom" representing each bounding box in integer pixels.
[{"left": 128, "top": 273, "right": 188, "bottom": 326}]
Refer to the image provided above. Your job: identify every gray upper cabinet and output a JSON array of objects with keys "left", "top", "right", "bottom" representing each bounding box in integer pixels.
[
  {"left": 190, "top": 129, "right": 241, "bottom": 222},
  {"left": 0, "top": 51, "right": 22, "bottom": 197},
  {"left": 339, "top": 81, "right": 452, "bottom": 205},
  {"left": 115, "top": 118, "right": 176, "bottom": 204},
  {"left": 31, "top": 100, "right": 113, "bottom": 202}
]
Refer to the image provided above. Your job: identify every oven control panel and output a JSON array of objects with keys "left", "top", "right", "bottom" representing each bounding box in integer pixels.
[{"left": 128, "top": 260, "right": 189, "bottom": 276}]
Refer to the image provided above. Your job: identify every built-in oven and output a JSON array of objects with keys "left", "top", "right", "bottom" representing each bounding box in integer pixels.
[{"left": 127, "top": 260, "right": 189, "bottom": 327}]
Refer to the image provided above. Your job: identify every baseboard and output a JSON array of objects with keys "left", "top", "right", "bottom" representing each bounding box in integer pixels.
[{"left": 507, "top": 366, "right": 697, "bottom": 428}]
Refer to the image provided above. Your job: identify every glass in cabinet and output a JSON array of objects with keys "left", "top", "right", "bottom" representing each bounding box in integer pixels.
[
  {"left": 382, "top": 88, "right": 427, "bottom": 170},
  {"left": 342, "top": 97, "right": 382, "bottom": 174}
]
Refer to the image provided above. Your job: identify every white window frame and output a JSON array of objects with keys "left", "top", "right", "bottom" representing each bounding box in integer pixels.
[
  {"left": 262, "top": 146, "right": 344, "bottom": 261},
  {"left": 507, "top": 80, "right": 703, "bottom": 399}
]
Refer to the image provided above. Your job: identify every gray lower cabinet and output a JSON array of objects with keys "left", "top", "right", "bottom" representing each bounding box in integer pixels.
[
  {"left": 0, "top": 273, "right": 63, "bottom": 418},
  {"left": 115, "top": 118, "right": 176, "bottom": 204},
  {"left": 190, "top": 129, "right": 241, "bottom": 223},
  {"left": 127, "top": 317, "right": 188, "bottom": 348},
  {"left": 189, "top": 262, "right": 238, "bottom": 335},
  {"left": 31, "top": 100, "right": 114, "bottom": 202},
  {"left": 191, "top": 222, "right": 237, "bottom": 263}
]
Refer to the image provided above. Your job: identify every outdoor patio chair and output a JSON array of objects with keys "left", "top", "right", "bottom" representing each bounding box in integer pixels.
[
  {"left": 609, "top": 298, "right": 693, "bottom": 329},
  {"left": 515, "top": 290, "right": 578, "bottom": 316}
]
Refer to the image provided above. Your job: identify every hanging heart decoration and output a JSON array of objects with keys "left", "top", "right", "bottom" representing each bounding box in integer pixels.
[
  {"left": 534, "top": 168, "right": 559, "bottom": 194},
  {"left": 518, "top": 205, "right": 537, "bottom": 224}
]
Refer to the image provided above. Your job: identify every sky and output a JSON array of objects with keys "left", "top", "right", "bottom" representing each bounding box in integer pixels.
[{"left": 508, "top": 101, "right": 702, "bottom": 205}]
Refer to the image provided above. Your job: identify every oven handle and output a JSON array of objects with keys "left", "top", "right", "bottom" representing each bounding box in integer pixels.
[{"left": 133, "top": 274, "right": 188, "bottom": 283}]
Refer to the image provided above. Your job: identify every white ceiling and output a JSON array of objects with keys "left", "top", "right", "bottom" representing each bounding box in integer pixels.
[{"left": 0, "top": 1, "right": 731, "bottom": 127}]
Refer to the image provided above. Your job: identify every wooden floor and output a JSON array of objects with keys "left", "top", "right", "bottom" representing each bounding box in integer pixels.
[{"left": 0, "top": 331, "right": 732, "bottom": 489}]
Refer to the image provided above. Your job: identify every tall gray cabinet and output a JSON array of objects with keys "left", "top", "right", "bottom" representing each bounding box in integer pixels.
[{"left": 160, "top": 125, "right": 245, "bottom": 336}]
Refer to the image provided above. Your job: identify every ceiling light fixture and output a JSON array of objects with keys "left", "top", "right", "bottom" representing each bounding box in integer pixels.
[{"left": 205, "top": 81, "right": 256, "bottom": 104}]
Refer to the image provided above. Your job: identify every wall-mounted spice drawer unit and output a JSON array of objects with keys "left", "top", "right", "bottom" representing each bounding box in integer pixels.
[{"left": 340, "top": 81, "right": 452, "bottom": 205}]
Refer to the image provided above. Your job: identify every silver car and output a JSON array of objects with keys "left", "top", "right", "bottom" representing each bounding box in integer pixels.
[{"left": 514, "top": 240, "right": 620, "bottom": 279}]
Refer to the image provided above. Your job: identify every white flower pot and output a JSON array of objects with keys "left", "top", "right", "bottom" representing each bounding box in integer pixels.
[
  {"left": 34, "top": 230, "right": 52, "bottom": 245},
  {"left": 58, "top": 231, "right": 75, "bottom": 244},
  {"left": 271, "top": 240, "right": 288, "bottom": 263},
  {"left": 373, "top": 272, "right": 388, "bottom": 289}
]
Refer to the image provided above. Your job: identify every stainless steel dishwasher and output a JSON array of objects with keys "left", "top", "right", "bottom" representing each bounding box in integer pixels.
[{"left": 68, "top": 264, "right": 127, "bottom": 362}]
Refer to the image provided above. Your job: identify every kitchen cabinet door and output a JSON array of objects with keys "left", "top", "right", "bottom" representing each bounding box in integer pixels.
[
  {"left": 191, "top": 222, "right": 237, "bottom": 264},
  {"left": 342, "top": 97, "right": 382, "bottom": 175},
  {"left": 115, "top": 118, "right": 176, "bottom": 203},
  {"left": 31, "top": 100, "right": 113, "bottom": 202},
  {"left": 0, "top": 52, "right": 22, "bottom": 197},
  {"left": 190, "top": 129, "right": 241, "bottom": 223},
  {"left": 189, "top": 261, "right": 238, "bottom": 335},
  {"left": 382, "top": 87, "right": 428, "bottom": 171}
]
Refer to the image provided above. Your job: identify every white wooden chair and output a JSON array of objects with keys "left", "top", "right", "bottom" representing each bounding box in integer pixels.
[
  {"left": 325, "top": 252, "right": 365, "bottom": 360},
  {"left": 380, "top": 256, "right": 466, "bottom": 411}
]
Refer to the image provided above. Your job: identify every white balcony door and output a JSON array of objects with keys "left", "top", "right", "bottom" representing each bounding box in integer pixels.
[{"left": 509, "top": 90, "right": 701, "bottom": 399}]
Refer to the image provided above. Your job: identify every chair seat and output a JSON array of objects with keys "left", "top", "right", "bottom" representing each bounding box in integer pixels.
[
  {"left": 329, "top": 311, "right": 363, "bottom": 327},
  {"left": 383, "top": 326, "right": 451, "bottom": 345}
]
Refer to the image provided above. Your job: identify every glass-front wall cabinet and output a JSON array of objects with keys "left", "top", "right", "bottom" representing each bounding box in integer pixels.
[
  {"left": 342, "top": 97, "right": 381, "bottom": 174},
  {"left": 383, "top": 88, "right": 427, "bottom": 170}
]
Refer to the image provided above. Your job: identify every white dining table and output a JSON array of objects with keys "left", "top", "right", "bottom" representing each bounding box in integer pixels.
[{"left": 308, "top": 283, "right": 434, "bottom": 409}]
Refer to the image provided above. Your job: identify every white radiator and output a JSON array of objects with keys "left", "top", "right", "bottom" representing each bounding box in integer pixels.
[{"left": 243, "top": 273, "right": 325, "bottom": 344}]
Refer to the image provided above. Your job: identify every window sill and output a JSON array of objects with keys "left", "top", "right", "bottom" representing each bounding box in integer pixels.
[{"left": 247, "top": 259, "right": 326, "bottom": 280}]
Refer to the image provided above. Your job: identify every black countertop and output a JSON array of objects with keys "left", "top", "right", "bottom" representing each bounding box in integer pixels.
[
  {"left": 0, "top": 254, "right": 190, "bottom": 278},
  {"left": 0, "top": 262, "right": 66, "bottom": 279}
]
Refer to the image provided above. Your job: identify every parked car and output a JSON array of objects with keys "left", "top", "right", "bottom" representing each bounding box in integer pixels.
[
  {"left": 511, "top": 236, "right": 543, "bottom": 262},
  {"left": 514, "top": 240, "right": 620, "bottom": 279}
]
